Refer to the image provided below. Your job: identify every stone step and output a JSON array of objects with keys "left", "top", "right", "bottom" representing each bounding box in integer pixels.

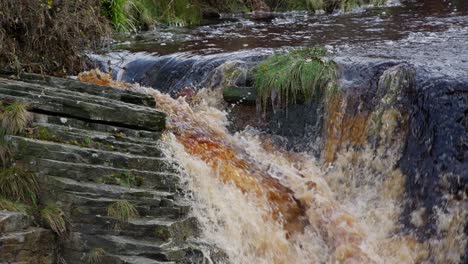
[
  {"left": 63, "top": 233, "right": 203, "bottom": 263},
  {"left": 39, "top": 176, "right": 188, "bottom": 219},
  {"left": 33, "top": 121, "right": 162, "bottom": 147},
  {"left": 27, "top": 122, "right": 164, "bottom": 157},
  {"left": 1, "top": 72, "right": 156, "bottom": 108},
  {"left": 10, "top": 136, "right": 176, "bottom": 173},
  {"left": 24, "top": 159, "right": 179, "bottom": 192},
  {"left": 0, "top": 78, "right": 165, "bottom": 131},
  {"left": 76, "top": 234, "right": 179, "bottom": 261},
  {"left": 0, "top": 211, "right": 31, "bottom": 234},
  {"left": 45, "top": 176, "right": 176, "bottom": 201},
  {"left": 70, "top": 202, "right": 188, "bottom": 222},
  {"left": 111, "top": 255, "right": 173, "bottom": 264},
  {"left": 72, "top": 214, "right": 198, "bottom": 242},
  {"left": 0, "top": 227, "right": 57, "bottom": 263},
  {"left": 32, "top": 113, "right": 161, "bottom": 141}
]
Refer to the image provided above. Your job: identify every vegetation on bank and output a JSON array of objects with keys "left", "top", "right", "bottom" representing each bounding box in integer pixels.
[
  {"left": 0, "top": 100, "right": 71, "bottom": 241},
  {"left": 269, "top": 0, "right": 386, "bottom": 13},
  {"left": 0, "top": 0, "right": 110, "bottom": 76},
  {"left": 253, "top": 48, "right": 338, "bottom": 111},
  {"left": 0, "top": 0, "right": 386, "bottom": 76},
  {"left": 103, "top": 0, "right": 388, "bottom": 31}
]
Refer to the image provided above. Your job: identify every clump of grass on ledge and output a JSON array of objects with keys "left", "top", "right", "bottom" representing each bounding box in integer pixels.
[
  {"left": 0, "top": 102, "right": 31, "bottom": 135},
  {"left": 0, "top": 167, "right": 38, "bottom": 204},
  {"left": 102, "top": 171, "right": 143, "bottom": 188},
  {"left": 40, "top": 203, "right": 70, "bottom": 239},
  {"left": 253, "top": 47, "right": 337, "bottom": 111},
  {"left": 0, "top": 128, "right": 11, "bottom": 167},
  {"left": 0, "top": 196, "right": 29, "bottom": 212},
  {"left": 107, "top": 200, "right": 139, "bottom": 229},
  {"left": 86, "top": 248, "right": 106, "bottom": 264}
]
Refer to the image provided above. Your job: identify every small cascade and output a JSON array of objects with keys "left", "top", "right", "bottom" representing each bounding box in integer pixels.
[{"left": 79, "top": 59, "right": 467, "bottom": 263}]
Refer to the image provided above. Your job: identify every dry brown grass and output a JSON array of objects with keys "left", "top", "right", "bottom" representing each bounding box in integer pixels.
[
  {"left": 40, "top": 202, "right": 70, "bottom": 239},
  {"left": 0, "top": 0, "right": 111, "bottom": 76}
]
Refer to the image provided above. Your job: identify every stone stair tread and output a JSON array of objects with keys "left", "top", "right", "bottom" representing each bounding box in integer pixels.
[
  {"left": 10, "top": 136, "right": 175, "bottom": 172},
  {"left": 35, "top": 158, "right": 177, "bottom": 177},
  {"left": 33, "top": 122, "right": 163, "bottom": 148},
  {"left": 128, "top": 217, "right": 183, "bottom": 226},
  {"left": 111, "top": 255, "right": 175, "bottom": 264},
  {"left": 65, "top": 191, "right": 189, "bottom": 208},
  {"left": 25, "top": 158, "right": 179, "bottom": 192},
  {"left": 70, "top": 215, "right": 193, "bottom": 241},
  {"left": 73, "top": 214, "right": 191, "bottom": 229},
  {"left": 32, "top": 113, "right": 161, "bottom": 141},
  {"left": 2, "top": 72, "right": 156, "bottom": 108},
  {"left": 48, "top": 176, "right": 175, "bottom": 199},
  {"left": 0, "top": 227, "right": 53, "bottom": 241},
  {"left": 0, "top": 78, "right": 165, "bottom": 131},
  {"left": 0, "top": 211, "right": 31, "bottom": 233},
  {"left": 0, "top": 77, "right": 151, "bottom": 110},
  {"left": 99, "top": 234, "right": 170, "bottom": 249}
]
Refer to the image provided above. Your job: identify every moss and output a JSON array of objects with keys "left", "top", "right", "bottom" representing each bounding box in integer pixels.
[
  {"left": 155, "top": 227, "right": 171, "bottom": 241},
  {"left": 102, "top": 171, "right": 143, "bottom": 188},
  {"left": 253, "top": 47, "right": 337, "bottom": 111},
  {"left": 37, "top": 127, "right": 52, "bottom": 140},
  {"left": 84, "top": 137, "right": 93, "bottom": 147},
  {"left": 0, "top": 196, "right": 29, "bottom": 212}
]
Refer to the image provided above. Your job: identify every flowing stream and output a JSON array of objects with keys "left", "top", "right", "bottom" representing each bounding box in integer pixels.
[{"left": 88, "top": 0, "right": 468, "bottom": 263}]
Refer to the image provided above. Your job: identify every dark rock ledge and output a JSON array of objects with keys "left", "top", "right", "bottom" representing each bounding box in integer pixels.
[{"left": 0, "top": 74, "right": 203, "bottom": 264}]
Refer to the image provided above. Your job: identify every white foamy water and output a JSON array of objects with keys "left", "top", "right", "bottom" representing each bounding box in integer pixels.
[
  {"left": 78, "top": 71, "right": 467, "bottom": 264},
  {"left": 154, "top": 91, "right": 466, "bottom": 264}
]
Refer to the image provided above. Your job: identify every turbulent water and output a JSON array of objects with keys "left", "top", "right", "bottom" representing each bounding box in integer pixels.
[
  {"left": 154, "top": 92, "right": 465, "bottom": 264},
  {"left": 80, "top": 69, "right": 466, "bottom": 263},
  {"left": 86, "top": 0, "right": 468, "bottom": 263}
]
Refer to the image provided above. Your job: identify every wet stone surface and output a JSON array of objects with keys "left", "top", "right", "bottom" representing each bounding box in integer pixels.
[{"left": 0, "top": 74, "right": 204, "bottom": 264}]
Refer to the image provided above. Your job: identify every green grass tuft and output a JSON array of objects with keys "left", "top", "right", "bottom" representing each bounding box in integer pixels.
[
  {"left": 0, "top": 196, "right": 29, "bottom": 212},
  {"left": 253, "top": 47, "right": 337, "bottom": 111},
  {"left": 146, "top": 0, "right": 202, "bottom": 27},
  {"left": 101, "top": 0, "right": 202, "bottom": 31},
  {"left": 101, "top": 0, "right": 139, "bottom": 32},
  {"left": 40, "top": 203, "right": 70, "bottom": 238},
  {"left": 0, "top": 128, "right": 11, "bottom": 167},
  {"left": 1, "top": 102, "right": 30, "bottom": 135},
  {"left": 107, "top": 200, "right": 139, "bottom": 228},
  {"left": 102, "top": 171, "right": 143, "bottom": 188},
  {"left": 0, "top": 167, "right": 38, "bottom": 204},
  {"left": 86, "top": 248, "right": 106, "bottom": 264}
]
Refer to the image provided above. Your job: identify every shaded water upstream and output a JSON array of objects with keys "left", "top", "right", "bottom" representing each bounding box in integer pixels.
[{"left": 88, "top": 0, "right": 467, "bottom": 263}]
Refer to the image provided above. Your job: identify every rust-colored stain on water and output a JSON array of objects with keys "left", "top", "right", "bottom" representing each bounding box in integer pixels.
[
  {"left": 79, "top": 71, "right": 445, "bottom": 264},
  {"left": 176, "top": 122, "right": 306, "bottom": 234}
]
